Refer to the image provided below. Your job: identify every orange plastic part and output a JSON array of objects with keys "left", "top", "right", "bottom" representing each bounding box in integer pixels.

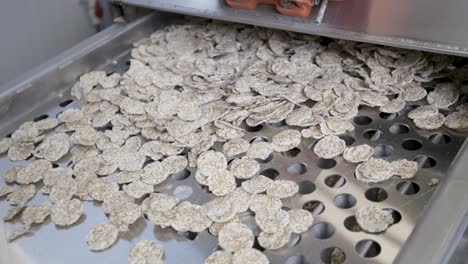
[{"left": 226, "top": 0, "right": 314, "bottom": 18}]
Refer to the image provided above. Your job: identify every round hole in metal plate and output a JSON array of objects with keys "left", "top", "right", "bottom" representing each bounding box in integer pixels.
[
  {"left": 250, "top": 136, "right": 268, "bottom": 143},
  {"left": 383, "top": 208, "right": 402, "bottom": 225},
  {"left": 282, "top": 147, "right": 301, "bottom": 158},
  {"left": 308, "top": 140, "right": 318, "bottom": 150},
  {"left": 59, "top": 99, "right": 74, "bottom": 107},
  {"left": 210, "top": 245, "right": 222, "bottom": 253},
  {"left": 154, "top": 177, "right": 173, "bottom": 192},
  {"left": 344, "top": 215, "right": 362, "bottom": 232},
  {"left": 285, "top": 255, "right": 307, "bottom": 264},
  {"left": 299, "top": 99, "right": 316, "bottom": 108},
  {"left": 227, "top": 157, "right": 240, "bottom": 166},
  {"left": 379, "top": 112, "right": 398, "bottom": 120},
  {"left": 362, "top": 129, "right": 383, "bottom": 141},
  {"left": 287, "top": 163, "right": 307, "bottom": 175},
  {"left": 172, "top": 169, "right": 191, "bottom": 180},
  {"left": 303, "top": 200, "right": 325, "bottom": 215},
  {"left": 178, "top": 231, "right": 197, "bottom": 240},
  {"left": 414, "top": 155, "right": 437, "bottom": 168},
  {"left": 201, "top": 185, "right": 210, "bottom": 193},
  {"left": 355, "top": 239, "right": 381, "bottom": 258},
  {"left": 317, "top": 158, "right": 336, "bottom": 169},
  {"left": 252, "top": 238, "right": 266, "bottom": 252},
  {"left": 461, "top": 82, "right": 468, "bottom": 93},
  {"left": 240, "top": 213, "right": 261, "bottom": 237},
  {"left": 311, "top": 222, "right": 335, "bottom": 239},
  {"left": 269, "top": 120, "right": 287, "bottom": 127},
  {"left": 173, "top": 185, "right": 193, "bottom": 200},
  {"left": 422, "top": 84, "right": 434, "bottom": 92},
  {"left": 338, "top": 134, "right": 355, "bottom": 146},
  {"left": 286, "top": 233, "right": 301, "bottom": 248},
  {"left": 324, "top": 174, "right": 346, "bottom": 188},
  {"left": 334, "top": 193, "right": 357, "bottom": 209},
  {"left": 298, "top": 180, "right": 316, "bottom": 194},
  {"left": 33, "top": 114, "right": 49, "bottom": 122},
  {"left": 373, "top": 144, "right": 393, "bottom": 157},
  {"left": 389, "top": 123, "right": 409, "bottom": 134},
  {"left": 245, "top": 124, "right": 263, "bottom": 132},
  {"left": 404, "top": 104, "right": 419, "bottom": 112},
  {"left": 234, "top": 178, "right": 245, "bottom": 188},
  {"left": 429, "top": 133, "right": 452, "bottom": 144},
  {"left": 255, "top": 153, "right": 274, "bottom": 163},
  {"left": 402, "top": 138, "right": 422, "bottom": 150},
  {"left": 321, "top": 247, "right": 346, "bottom": 264},
  {"left": 96, "top": 123, "right": 113, "bottom": 132},
  {"left": 396, "top": 181, "right": 420, "bottom": 195},
  {"left": 459, "top": 93, "right": 468, "bottom": 104},
  {"left": 143, "top": 157, "right": 154, "bottom": 166},
  {"left": 365, "top": 187, "right": 388, "bottom": 202},
  {"left": 353, "top": 116, "right": 372, "bottom": 125},
  {"left": 260, "top": 168, "right": 280, "bottom": 180}
]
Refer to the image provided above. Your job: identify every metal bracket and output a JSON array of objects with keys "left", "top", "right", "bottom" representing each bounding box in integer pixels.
[
  {"left": 315, "top": 0, "right": 328, "bottom": 24},
  {"left": 111, "top": 0, "right": 149, "bottom": 23}
]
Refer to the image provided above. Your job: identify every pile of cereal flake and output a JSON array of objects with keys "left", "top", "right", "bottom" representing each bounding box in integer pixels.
[{"left": 1, "top": 18, "right": 468, "bottom": 263}]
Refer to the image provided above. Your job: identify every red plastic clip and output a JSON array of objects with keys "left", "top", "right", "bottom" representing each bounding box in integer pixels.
[{"left": 226, "top": 0, "right": 315, "bottom": 18}]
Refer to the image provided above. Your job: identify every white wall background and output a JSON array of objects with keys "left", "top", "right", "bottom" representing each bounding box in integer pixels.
[{"left": 0, "top": 0, "right": 96, "bottom": 86}]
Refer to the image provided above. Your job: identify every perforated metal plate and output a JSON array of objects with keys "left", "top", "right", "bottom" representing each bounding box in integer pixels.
[{"left": 0, "top": 31, "right": 467, "bottom": 264}]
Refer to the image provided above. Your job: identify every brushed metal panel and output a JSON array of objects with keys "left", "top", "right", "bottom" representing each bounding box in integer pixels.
[{"left": 117, "top": 0, "right": 468, "bottom": 56}]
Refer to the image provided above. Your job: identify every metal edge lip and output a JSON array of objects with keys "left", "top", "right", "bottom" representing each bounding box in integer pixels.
[
  {"left": 395, "top": 141, "right": 468, "bottom": 264},
  {"left": 0, "top": 12, "right": 161, "bottom": 138},
  {"left": 116, "top": 0, "right": 468, "bottom": 57}
]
